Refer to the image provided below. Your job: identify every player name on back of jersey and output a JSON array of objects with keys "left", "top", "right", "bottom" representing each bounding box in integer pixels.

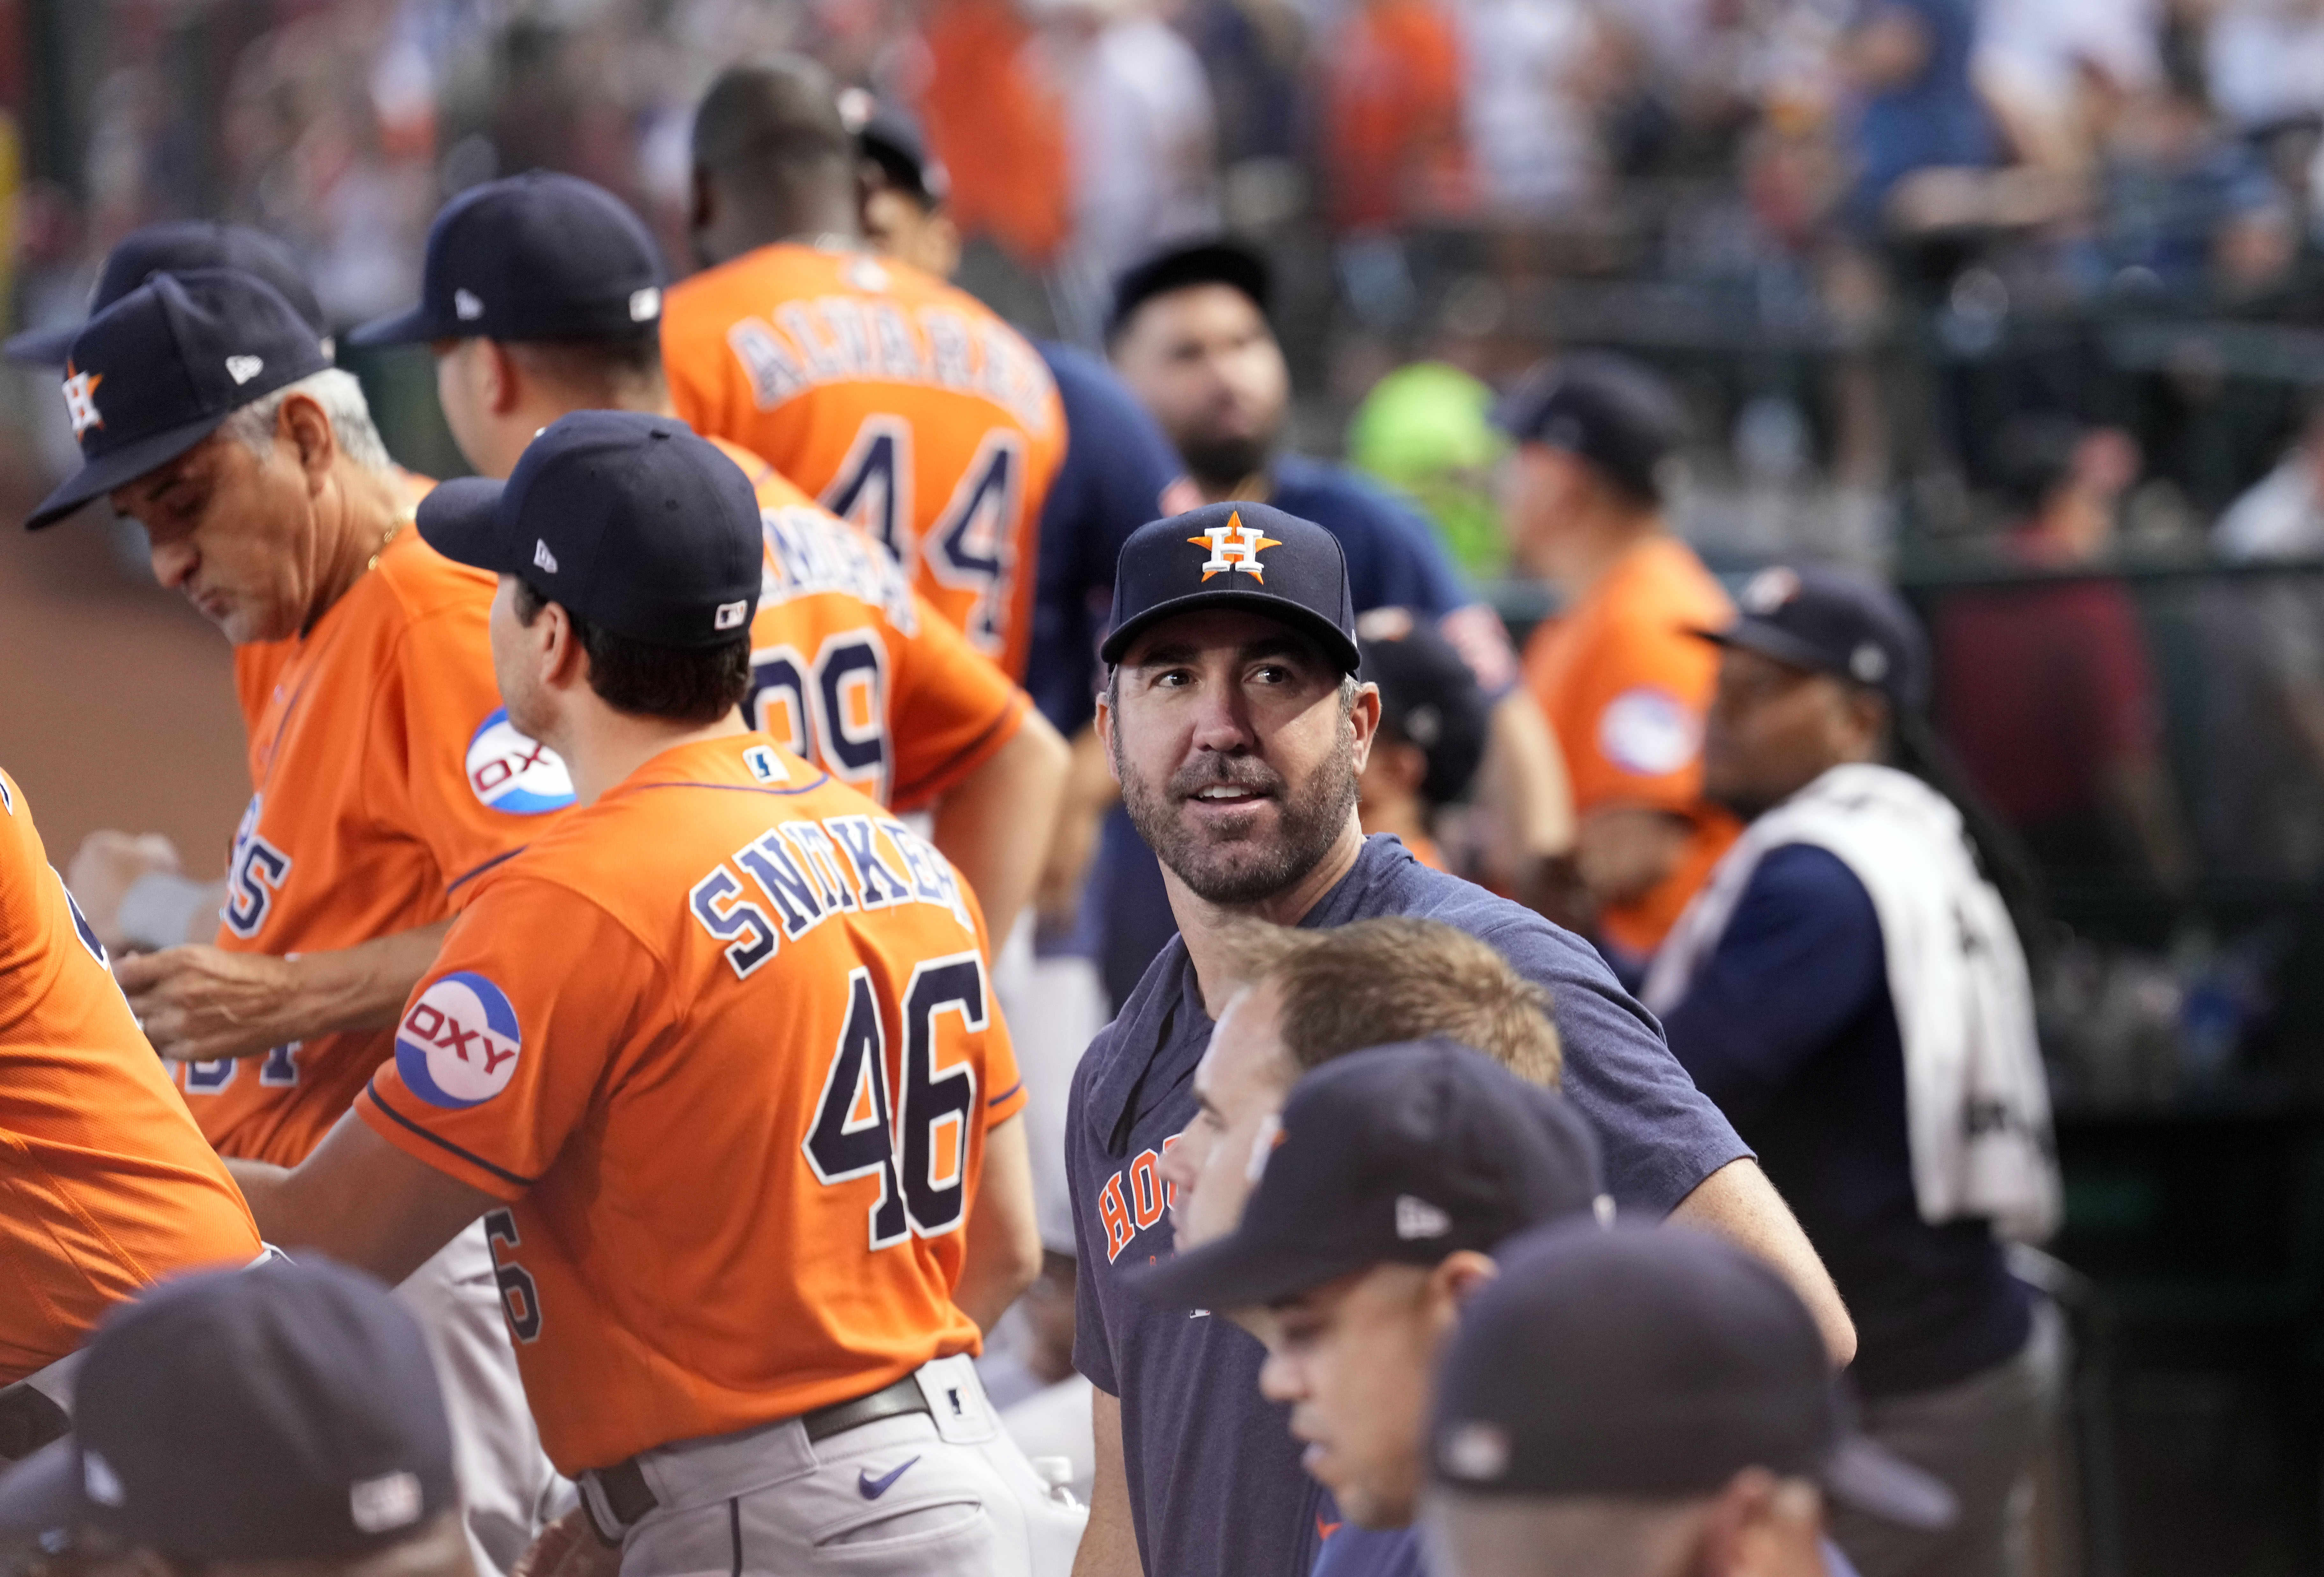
[
  {"left": 724, "top": 296, "right": 1057, "bottom": 436},
  {"left": 686, "top": 793, "right": 977, "bottom": 977},
  {"left": 759, "top": 504, "right": 917, "bottom": 633}
]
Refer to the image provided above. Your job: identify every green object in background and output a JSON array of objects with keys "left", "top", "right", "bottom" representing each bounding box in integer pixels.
[{"left": 1347, "top": 361, "right": 1510, "bottom": 580}]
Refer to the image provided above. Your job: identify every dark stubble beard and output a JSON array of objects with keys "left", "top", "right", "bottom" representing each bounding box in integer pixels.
[{"left": 1116, "top": 707, "right": 1361, "bottom": 906}]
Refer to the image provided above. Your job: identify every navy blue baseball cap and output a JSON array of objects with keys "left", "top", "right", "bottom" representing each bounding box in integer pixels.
[
  {"left": 0, "top": 1258, "right": 458, "bottom": 1560},
  {"left": 347, "top": 171, "right": 666, "bottom": 348},
  {"left": 4, "top": 221, "right": 327, "bottom": 366},
  {"left": 846, "top": 92, "right": 951, "bottom": 208},
  {"left": 1358, "top": 609, "right": 1490, "bottom": 805},
  {"left": 1101, "top": 501, "right": 1360, "bottom": 674},
  {"left": 1127, "top": 1040, "right": 1603, "bottom": 1312},
  {"left": 1431, "top": 1223, "right": 1956, "bottom": 1529},
  {"left": 418, "top": 410, "right": 760, "bottom": 648},
  {"left": 1697, "top": 563, "right": 1931, "bottom": 714},
  {"left": 25, "top": 269, "right": 333, "bottom": 531},
  {"left": 1108, "top": 236, "right": 1272, "bottom": 344},
  {"left": 1494, "top": 352, "right": 1684, "bottom": 506}
]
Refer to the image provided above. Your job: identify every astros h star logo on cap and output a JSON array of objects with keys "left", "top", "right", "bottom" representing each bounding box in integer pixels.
[
  {"left": 61, "top": 360, "right": 104, "bottom": 439},
  {"left": 1189, "top": 509, "right": 1282, "bottom": 583}
]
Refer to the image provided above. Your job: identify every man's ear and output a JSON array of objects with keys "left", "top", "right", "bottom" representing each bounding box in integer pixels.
[
  {"left": 1096, "top": 683, "right": 1123, "bottom": 786},
  {"left": 277, "top": 392, "right": 338, "bottom": 492},
  {"left": 483, "top": 339, "right": 522, "bottom": 417},
  {"left": 1696, "top": 1468, "right": 1823, "bottom": 1577},
  {"left": 537, "top": 600, "right": 588, "bottom": 691},
  {"left": 1346, "top": 680, "right": 1384, "bottom": 772},
  {"left": 1426, "top": 1250, "right": 1499, "bottom": 1333}
]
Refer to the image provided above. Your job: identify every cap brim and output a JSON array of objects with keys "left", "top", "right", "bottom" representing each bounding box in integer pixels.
[
  {"left": 25, "top": 412, "right": 234, "bottom": 531},
  {"left": 1100, "top": 590, "right": 1361, "bottom": 674},
  {"left": 343, "top": 304, "right": 442, "bottom": 349},
  {"left": 414, "top": 476, "right": 512, "bottom": 573},
  {"left": 1822, "top": 1435, "right": 1957, "bottom": 1531},
  {"left": 0, "top": 1438, "right": 86, "bottom": 1547},
  {"left": 1690, "top": 617, "right": 1844, "bottom": 682},
  {"left": 1124, "top": 1229, "right": 1371, "bottom": 1313},
  {"left": 3, "top": 323, "right": 77, "bottom": 366}
]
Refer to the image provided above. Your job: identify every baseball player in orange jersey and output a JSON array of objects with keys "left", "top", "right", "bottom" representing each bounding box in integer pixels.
[
  {"left": 347, "top": 171, "right": 1067, "bottom": 940},
  {"left": 0, "top": 766, "right": 262, "bottom": 1406},
  {"left": 231, "top": 412, "right": 1078, "bottom": 1577},
  {"left": 27, "top": 271, "right": 564, "bottom": 1573},
  {"left": 665, "top": 54, "right": 1066, "bottom": 679}
]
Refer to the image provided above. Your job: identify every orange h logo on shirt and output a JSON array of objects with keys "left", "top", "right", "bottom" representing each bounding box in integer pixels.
[{"left": 1189, "top": 511, "right": 1282, "bottom": 583}]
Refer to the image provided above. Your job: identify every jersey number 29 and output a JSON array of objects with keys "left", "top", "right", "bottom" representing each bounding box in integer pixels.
[{"left": 803, "top": 954, "right": 986, "bottom": 1250}]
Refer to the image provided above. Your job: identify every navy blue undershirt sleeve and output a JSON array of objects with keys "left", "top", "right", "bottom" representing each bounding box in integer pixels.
[
  {"left": 1658, "top": 843, "right": 1887, "bottom": 1128},
  {"left": 1028, "top": 342, "right": 1186, "bottom": 736}
]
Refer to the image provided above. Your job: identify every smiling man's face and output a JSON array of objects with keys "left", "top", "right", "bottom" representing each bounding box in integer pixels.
[
  {"left": 1099, "top": 608, "right": 1374, "bottom": 907},
  {"left": 107, "top": 423, "right": 324, "bottom": 645}
]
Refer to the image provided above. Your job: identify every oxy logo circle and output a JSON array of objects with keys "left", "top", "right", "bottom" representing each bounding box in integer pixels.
[
  {"left": 1598, "top": 686, "right": 1701, "bottom": 777},
  {"left": 466, "top": 708, "right": 574, "bottom": 814},
  {"left": 396, "top": 971, "right": 522, "bottom": 1108}
]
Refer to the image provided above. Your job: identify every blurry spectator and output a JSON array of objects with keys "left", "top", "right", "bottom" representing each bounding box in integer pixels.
[
  {"left": 1356, "top": 610, "right": 1493, "bottom": 873},
  {"left": 2199, "top": 401, "right": 2324, "bottom": 876},
  {"left": 1034, "top": 0, "right": 1221, "bottom": 335},
  {"left": 919, "top": 0, "right": 1074, "bottom": 319},
  {"left": 1974, "top": 0, "right": 2161, "bottom": 175},
  {"left": 1131, "top": 1043, "right": 1601, "bottom": 1577},
  {"left": 1497, "top": 353, "right": 1739, "bottom": 971},
  {"left": 0, "top": 1259, "right": 473, "bottom": 1577},
  {"left": 1181, "top": 0, "right": 1308, "bottom": 174},
  {"left": 1347, "top": 361, "right": 1511, "bottom": 578},
  {"left": 2082, "top": 58, "right": 2293, "bottom": 301},
  {"left": 1645, "top": 566, "right": 2061, "bottom": 1577},
  {"left": 1424, "top": 1224, "right": 1956, "bottom": 1577},
  {"left": 1098, "top": 236, "right": 1570, "bottom": 1007},
  {"left": 1935, "top": 416, "right": 2193, "bottom": 890},
  {"left": 2204, "top": 0, "right": 2324, "bottom": 134},
  {"left": 1837, "top": 0, "right": 1995, "bottom": 234},
  {"left": 1318, "top": 0, "right": 1470, "bottom": 235},
  {"left": 1454, "top": 0, "right": 1608, "bottom": 220}
]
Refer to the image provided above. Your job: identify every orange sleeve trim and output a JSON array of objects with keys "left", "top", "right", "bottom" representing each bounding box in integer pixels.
[
  {"left": 887, "top": 691, "right": 1030, "bottom": 813},
  {"left": 358, "top": 1083, "right": 533, "bottom": 1202}
]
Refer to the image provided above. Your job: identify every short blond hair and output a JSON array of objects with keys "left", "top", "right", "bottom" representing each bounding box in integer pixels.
[{"left": 1227, "top": 916, "right": 1561, "bottom": 1086}]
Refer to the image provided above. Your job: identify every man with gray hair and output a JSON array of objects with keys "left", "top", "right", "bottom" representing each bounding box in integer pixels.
[{"left": 24, "top": 268, "right": 567, "bottom": 1577}]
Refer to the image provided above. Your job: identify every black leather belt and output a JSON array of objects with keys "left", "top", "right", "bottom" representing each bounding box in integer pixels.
[{"left": 587, "top": 1375, "right": 932, "bottom": 1534}]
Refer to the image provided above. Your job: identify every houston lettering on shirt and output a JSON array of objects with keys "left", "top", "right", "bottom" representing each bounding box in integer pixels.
[{"left": 1091, "top": 1134, "right": 1183, "bottom": 1263}]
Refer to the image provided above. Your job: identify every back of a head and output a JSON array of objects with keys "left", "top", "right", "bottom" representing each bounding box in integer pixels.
[
  {"left": 1234, "top": 916, "right": 1561, "bottom": 1085},
  {"left": 0, "top": 1259, "right": 464, "bottom": 1572},
  {"left": 693, "top": 55, "right": 856, "bottom": 232}
]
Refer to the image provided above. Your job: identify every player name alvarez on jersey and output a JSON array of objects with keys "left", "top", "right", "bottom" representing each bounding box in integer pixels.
[
  {"left": 711, "top": 438, "right": 1029, "bottom": 813},
  {"left": 359, "top": 735, "right": 1027, "bottom": 1473},
  {"left": 665, "top": 244, "right": 1066, "bottom": 679},
  {"left": 0, "top": 768, "right": 262, "bottom": 1382},
  {"left": 185, "top": 525, "right": 571, "bottom": 1167}
]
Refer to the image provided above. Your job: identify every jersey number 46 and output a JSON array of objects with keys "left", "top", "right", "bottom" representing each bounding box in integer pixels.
[{"left": 803, "top": 955, "right": 985, "bottom": 1250}]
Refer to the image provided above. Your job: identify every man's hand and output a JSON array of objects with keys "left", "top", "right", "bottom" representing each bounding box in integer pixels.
[
  {"left": 118, "top": 945, "right": 303, "bottom": 1062},
  {"left": 119, "top": 920, "right": 456, "bottom": 1061},
  {"left": 514, "top": 1507, "right": 620, "bottom": 1577},
  {"left": 1573, "top": 804, "right": 1692, "bottom": 911},
  {"left": 67, "top": 832, "right": 183, "bottom": 952}
]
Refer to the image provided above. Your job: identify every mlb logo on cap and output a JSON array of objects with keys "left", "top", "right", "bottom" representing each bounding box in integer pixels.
[{"left": 1189, "top": 510, "right": 1282, "bottom": 582}]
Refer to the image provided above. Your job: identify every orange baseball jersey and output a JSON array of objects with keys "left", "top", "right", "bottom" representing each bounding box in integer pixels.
[
  {"left": 712, "top": 438, "right": 1029, "bottom": 809},
  {"left": 664, "top": 244, "right": 1066, "bottom": 678},
  {"left": 1523, "top": 536, "right": 1741, "bottom": 956},
  {"left": 178, "top": 529, "right": 571, "bottom": 1166},
  {"left": 359, "top": 734, "right": 1027, "bottom": 1472},
  {"left": 0, "top": 769, "right": 261, "bottom": 1383},
  {"left": 233, "top": 469, "right": 438, "bottom": 740}
]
